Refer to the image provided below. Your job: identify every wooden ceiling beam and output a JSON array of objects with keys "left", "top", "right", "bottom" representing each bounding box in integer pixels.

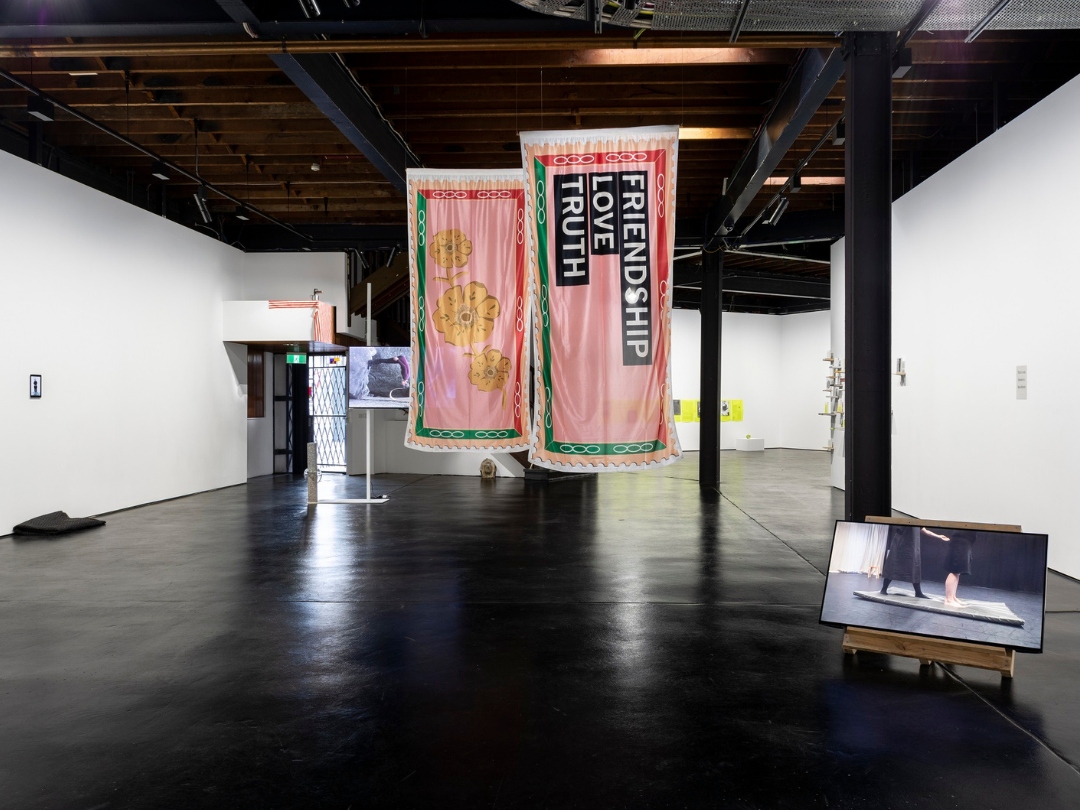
[
  {"left": 352, "top": 64, "right": 793, "bottom": 86},
  {"left": 0, "top": 87, "right": 308, "bottom": 107}
]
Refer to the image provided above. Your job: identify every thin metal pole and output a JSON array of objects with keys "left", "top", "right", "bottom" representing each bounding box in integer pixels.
[{"left": 366, "top": 283, "right": 374, "bottom": 501}]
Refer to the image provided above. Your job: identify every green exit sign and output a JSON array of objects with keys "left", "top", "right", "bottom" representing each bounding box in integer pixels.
[{"left": 286, "top": 353, "right": 307, "bottom": 364}]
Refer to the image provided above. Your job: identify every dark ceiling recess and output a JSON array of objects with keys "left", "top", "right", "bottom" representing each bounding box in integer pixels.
[{"left": 1, "top": 1, "right": 1079, "bottom": 312}]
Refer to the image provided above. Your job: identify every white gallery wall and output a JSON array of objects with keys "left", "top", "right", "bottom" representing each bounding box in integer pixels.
[
  {"left": 670, "top": 308, "right": 830, "bottom": 451},
  {"left": 779, "top": 310, "right": 832, "bottom": 449},
  {"left": 830, "top": 73, "right": 1080, "bottom": 578},
  {"left": 0, "top": 149, "right": 247, "bottom": 532}
]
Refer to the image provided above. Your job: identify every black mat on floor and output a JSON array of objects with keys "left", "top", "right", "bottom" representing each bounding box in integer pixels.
[{"left": 13, "top": 511, "right": 105, "bottom": 536}]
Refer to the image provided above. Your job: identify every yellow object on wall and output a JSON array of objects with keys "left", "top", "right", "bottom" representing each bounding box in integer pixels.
[
  {"left": 674, "top": 399, "right": 700, "bottom": 423},
  {"left": 720, "top": 399, "right": 744, "bottom": 422}
]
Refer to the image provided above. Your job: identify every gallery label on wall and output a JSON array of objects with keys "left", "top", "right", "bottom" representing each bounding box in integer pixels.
[
  {"left": 521, "top": 125, "right": 681, "bottom": 470},
  {"left": 405, "top": 169, "right": 531, "bottom": 451}
]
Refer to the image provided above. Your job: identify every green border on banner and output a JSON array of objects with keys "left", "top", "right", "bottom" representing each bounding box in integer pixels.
[
  {"left": 534, "top": 158, "right": 556, "bottom": 451},
  {"left": 533, "top": 159, "right": 666, "bottom": 457},
  {"left": 412, "top": 188, "right": 522, "bottom": 441},
  {"left": 415, "top": 191, "right": 429, "bottom": 432}
]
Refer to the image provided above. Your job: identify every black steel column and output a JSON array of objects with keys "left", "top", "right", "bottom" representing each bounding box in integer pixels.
[
  {"left": 699, "top": 248, "right": 723, "bottom": 491},
  {"left": 290, "top": 361, "right": 310, "bottom": 475},
  {"left": 844, "top": 32, "right": 893, "bottom": 520}
]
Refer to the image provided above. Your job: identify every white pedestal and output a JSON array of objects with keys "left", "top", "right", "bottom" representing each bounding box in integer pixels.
[{"left": 735, "top": 437, "right": 765, "bottom": 452}]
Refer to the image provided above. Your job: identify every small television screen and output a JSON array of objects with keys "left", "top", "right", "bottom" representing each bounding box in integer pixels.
[
  {"left": 819, "top": 520, "right": 1048, "bottom": 652},
  {"left": 348, "top": 347, "right": 411, "bottom": 409}
]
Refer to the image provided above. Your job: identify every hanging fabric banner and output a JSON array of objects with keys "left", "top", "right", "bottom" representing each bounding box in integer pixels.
[
  {"left": 521, "top": 126, "right": 681, "bottom": 471},
  {"left": 405, "top": 169, "right": 531, "bottom": 451}
]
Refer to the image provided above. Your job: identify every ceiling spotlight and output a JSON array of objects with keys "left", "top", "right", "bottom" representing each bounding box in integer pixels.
[
  {"left": 893, "top": 47, "right": 913, "bottom": 79},
  {"left": 27, "top": 96, "right": 54, "bottom": 122},
  {"left": 832, "top": 121, "right": 846, "bottom": 146},
  {"left": 194, "top": 186, "right": 212, "bottom": 224},
  {"left": 311, "top": 162, "right": 321, "bottom": 172},
  {"left": 297, "top": 0, "right": 322, "bottom": 18},
  {"left": 764, "top": 197, "right": 789, "bottom": 227},
  {"left": 151, "top": 161, "right": 170, "bottom": 181}
]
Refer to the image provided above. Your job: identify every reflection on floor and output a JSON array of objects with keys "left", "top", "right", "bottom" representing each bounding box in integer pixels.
[
  {"left": 1, "top": 449, "right": 1078, "bottom": 809},
  {"left": 854, "top": 589, "right": 1025, "bottom": 626}
]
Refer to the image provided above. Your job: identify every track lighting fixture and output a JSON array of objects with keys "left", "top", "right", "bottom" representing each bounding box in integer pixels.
[
  {"left": 194, "top": 185, "right": 212, "bottom": 224},
  {"left": 892, "top": 48, "right": 913, "bottom": 79},
  {"left": 27, "top": 95, "right": 54, "bottom": 122},
  {"left": 764, "top": 197, "right": 789, "bottom": 227},
  {"left": 832, "top": 121, "right": 846, "bottom": 146},
  {"left": 311, "top": 161, "right": 321, "bottom": 172},
  {"left": 297, "top": 0, "right": 322, "bottom": 18}
]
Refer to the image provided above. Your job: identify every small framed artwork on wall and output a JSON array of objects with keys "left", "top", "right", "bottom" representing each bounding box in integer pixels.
[{"left": 30, "top": 375, "right": 42, "bottom": 399}]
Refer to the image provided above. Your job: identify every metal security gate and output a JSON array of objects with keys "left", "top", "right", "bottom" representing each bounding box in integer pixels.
[{"left": 309, "top": 354, "right": 347, "bottom": 473}]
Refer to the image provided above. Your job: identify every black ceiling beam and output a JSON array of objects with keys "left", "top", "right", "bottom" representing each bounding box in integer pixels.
[
  {"left": 672, "top": 288, "right": 829, "bottom": 314},
  {"left": 0, "top": 18, "right": 593, "bottom": 39},
  {"left": 724, "top": 273, "right": 830, "bottom": 300},
  {"left": 767, "top": 300, "right": 830, "bottom": 315},
  {"left": 214, "top": 1, "right": 420, "bottom": 195},
  {"left": 704, "top": 47, "right": 845, "bottom": 245},
  {"left": 271, "top": 53, "right": 420, "bottom": 194},
  {"left": 674, "top": 266, "right": 829, "bottom": 300},
  {"left": 897, "top": 0, "right": 944, "bottom": 50},
  {"left": 738, "top": 209, "right": 843, "bottom": 248}
]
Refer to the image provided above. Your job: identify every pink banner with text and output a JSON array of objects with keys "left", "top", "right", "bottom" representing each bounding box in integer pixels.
[{"left": 521, "top": 126, "right": 681, "bottom": 471}]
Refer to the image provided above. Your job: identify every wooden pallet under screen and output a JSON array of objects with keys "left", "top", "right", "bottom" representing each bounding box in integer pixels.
[{"left": 842, "top": 516, "right": 1023, "bottom": 679}]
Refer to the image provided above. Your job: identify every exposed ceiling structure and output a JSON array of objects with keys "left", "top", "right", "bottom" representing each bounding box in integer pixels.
[{"left": 1, "top": 1, "right": 1079, "bottom": 316}]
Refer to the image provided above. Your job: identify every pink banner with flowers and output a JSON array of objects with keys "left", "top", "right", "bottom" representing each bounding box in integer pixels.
[
  {"left": 521, "top": 126, "right": 681, "bottom": 471},
  {"left": 405, "top": 169, "right": 530, "bottom": 451}
]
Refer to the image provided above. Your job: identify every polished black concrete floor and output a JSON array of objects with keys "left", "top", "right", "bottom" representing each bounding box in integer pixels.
[{"left": 2, "top": 450, "right": 1079, "bottom": 809}]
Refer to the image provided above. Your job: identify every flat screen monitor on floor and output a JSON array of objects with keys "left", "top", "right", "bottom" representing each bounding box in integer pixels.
[
  {"left": 348, "top": 347, "right": 411, "bottom": 409},
  {"left": 819, "top": 520, "right": 1048, "bottom": 653}
]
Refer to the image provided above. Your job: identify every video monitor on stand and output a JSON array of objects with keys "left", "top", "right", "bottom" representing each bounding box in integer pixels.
[
  {"left": 348, "top": 347, "right": 411, "bottom": 409},
  {"left": 820, "top": 520, "right": 1048, "bottom": 653}
]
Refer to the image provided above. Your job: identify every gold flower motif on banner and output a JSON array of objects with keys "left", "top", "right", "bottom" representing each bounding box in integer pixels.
[
  {"left": 429, "top": 228, "right": 473, "bottom": 269},
  {"left": 469, "top": 348, "right": 512, "bottom": 394},
  {"left": 432, "top": 282, "right": 500, "bottom": 348}
]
